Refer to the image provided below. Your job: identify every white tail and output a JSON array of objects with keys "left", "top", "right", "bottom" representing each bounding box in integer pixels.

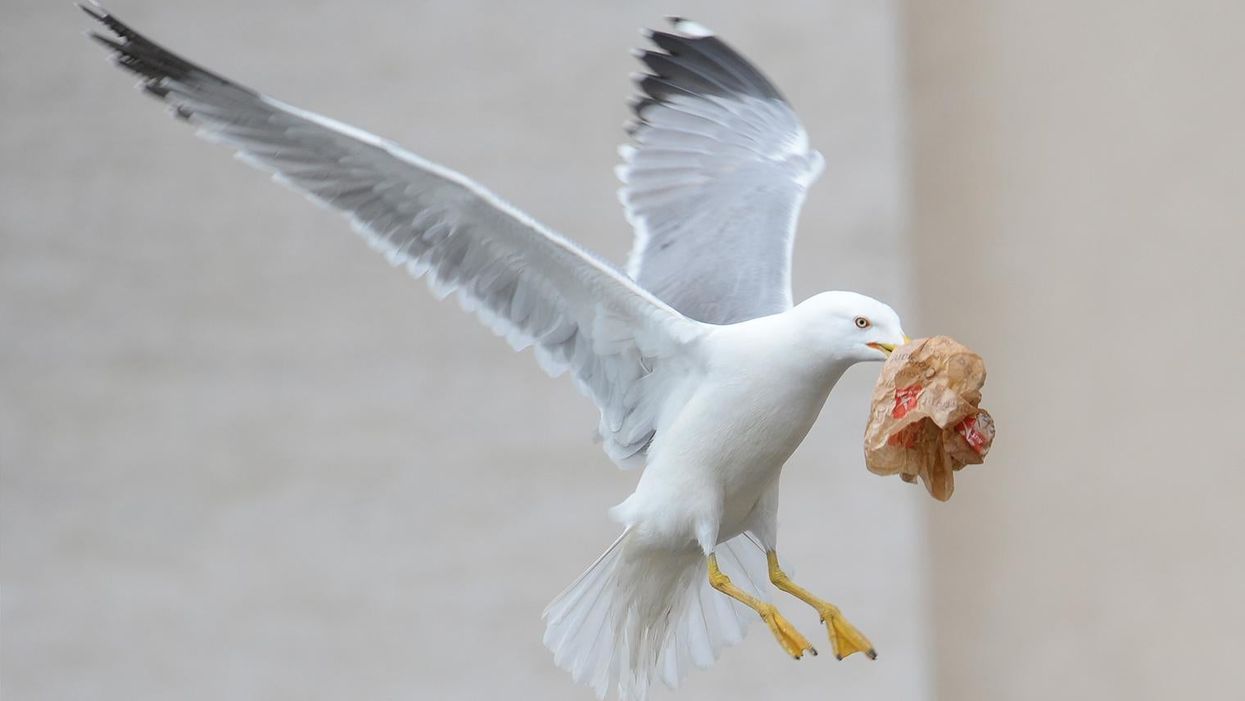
[{"left": 543, "top": 531, "right": 770, "bottom": 700}]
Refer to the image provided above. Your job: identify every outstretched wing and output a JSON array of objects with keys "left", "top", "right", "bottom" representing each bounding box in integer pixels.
[
  {"left": 82, "top": 3, "right": 705, "bottom": 468},
  {"left": 620, "top": 19, "right": 824, "bottom": 325}
]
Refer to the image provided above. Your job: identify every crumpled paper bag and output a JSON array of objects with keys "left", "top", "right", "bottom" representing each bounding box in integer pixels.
[{"left": 864, "top": 336, "right": 995, "bottom": 501}]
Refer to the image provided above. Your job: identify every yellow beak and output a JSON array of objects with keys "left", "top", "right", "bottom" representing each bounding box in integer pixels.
[{"left": 868, "top": 337, "right": 911, "bottom": 356}]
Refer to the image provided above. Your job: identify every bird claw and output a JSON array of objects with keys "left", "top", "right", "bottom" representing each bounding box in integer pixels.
[
  {"left": 818, "top": 606, "right": 877, "bottom": 661},
  {"left": 758, "top": 605, "right": 816, "bottom": 659}
]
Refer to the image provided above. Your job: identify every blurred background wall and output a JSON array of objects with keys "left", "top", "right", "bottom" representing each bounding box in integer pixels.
[
  {"left": 904, "top": 1, "right": 1245, "bottom": 698},
  {"left": 4, "top": 1, "right": 1243, "bottom": 700},
  {"left": 1, "top": 1, "right": 926, "bottom": 700}
]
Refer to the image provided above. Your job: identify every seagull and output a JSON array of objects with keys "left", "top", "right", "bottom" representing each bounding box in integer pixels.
[{"left": 82, "top": 5, "right": 908, "bottom": 700}]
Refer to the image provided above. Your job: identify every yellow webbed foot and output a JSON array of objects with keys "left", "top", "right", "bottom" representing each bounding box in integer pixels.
[
  {"left": 758, "top": 603, "right": 818, "bottom": 659},
  {"left": 708, "top": 554, "right": 816, "bottom": 660},
  {"left": 766, "top": 551, "right": 878, "bottom": 661},
  {"left": 817, "top": 604, "right": 877, "bottom": 660}
]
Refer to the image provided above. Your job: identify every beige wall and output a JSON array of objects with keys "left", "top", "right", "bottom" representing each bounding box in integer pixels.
[
  {"left": 2, "top": 1, "right": 927, "bottom": 699},
  {"left": 904, "top": 2, "right": 1245, "bottom": 699},
  {"left": 12, "top": 2, "right": 1238, "bottom": 700}
]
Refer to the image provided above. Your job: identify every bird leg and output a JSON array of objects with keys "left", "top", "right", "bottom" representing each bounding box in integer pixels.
[
  {"left": 707, "top": 554, "right": 816, "bottom": 659},
  {"left": 766, "top": 551, "right": 877, "bottom": 660}
]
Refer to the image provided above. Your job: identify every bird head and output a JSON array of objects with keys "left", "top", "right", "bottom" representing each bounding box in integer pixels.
[{"left": 794, "top": 291, "right": 909, "bottom": 364}]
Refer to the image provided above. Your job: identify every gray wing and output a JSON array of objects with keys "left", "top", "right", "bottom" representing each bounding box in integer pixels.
[
  {"left": 619, "top": 19, "right": 824, "bottom": 325},
  {"left": 82, "top": 3, "right": 704, "bottom": 468}
]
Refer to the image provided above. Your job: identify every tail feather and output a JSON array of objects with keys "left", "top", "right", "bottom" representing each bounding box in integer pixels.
[
  {"left": 543, "top": 533, "right": 626, "bottom": 677},
  {"left": 543, "top": 532, "right": 768, "bottom": 700}
]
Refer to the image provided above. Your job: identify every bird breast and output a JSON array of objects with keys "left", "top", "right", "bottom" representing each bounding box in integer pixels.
[{"left": 671, "top": 361, "right": 832, "bottom": 494}]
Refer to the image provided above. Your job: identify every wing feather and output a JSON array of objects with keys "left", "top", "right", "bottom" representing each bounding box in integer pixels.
[
  {"left": 82, "top": 2, "right": 704, "bottom": 467},
  {"left": 621, "top": 19, "right": 824, "bottom": 325}
]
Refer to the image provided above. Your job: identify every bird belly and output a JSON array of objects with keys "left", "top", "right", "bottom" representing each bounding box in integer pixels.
[
  {"left": 711, "top": 401, "right": 818, "bottom": 541},
  {"left": 613, "top": 372, "right": 828, "bottom": 551}
]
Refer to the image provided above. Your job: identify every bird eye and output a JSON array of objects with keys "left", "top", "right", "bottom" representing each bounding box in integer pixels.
[{"left": 854, "top": 316, "right": 871, "bottom": 329}]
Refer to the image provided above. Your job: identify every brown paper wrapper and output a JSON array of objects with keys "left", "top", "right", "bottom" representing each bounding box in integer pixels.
[{"left": 864, "top": 336, "right": 995, "bottom": 501}]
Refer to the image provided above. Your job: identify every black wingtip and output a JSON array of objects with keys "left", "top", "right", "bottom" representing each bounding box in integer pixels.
[
  {"left": 80, "top": 3, "right": 256, "bottom": 101},
  {"left": 625, "top": 17, "right": 785, "bottom": 124},
  {"left": 87, "top": 30, "right": 122, "bottom": 52},
  {"left": 79, "top": 2, "right": 130, "bottom": 41},
  {"left": 665, "top": 17, "right": 716, "bottom": 38},
  {"left": 77, "top": 1, "right": 106, "bottom": 22}
]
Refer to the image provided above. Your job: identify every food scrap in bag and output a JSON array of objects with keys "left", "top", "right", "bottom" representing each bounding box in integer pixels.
[{"left": 864, "top": 336, "right": 995, "bottom": 501}]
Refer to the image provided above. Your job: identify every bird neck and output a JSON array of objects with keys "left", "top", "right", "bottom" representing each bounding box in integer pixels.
[{"left": 716, "top": 310, "right": 860, "bottom": 391}]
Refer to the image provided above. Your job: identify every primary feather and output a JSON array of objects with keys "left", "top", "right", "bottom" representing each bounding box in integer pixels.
[
  {"left": 81, "top": 2, "right": 703, "bottom": 468},
  {"left": 620, "top": 18, "right": 825, "bottom": 324}
]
